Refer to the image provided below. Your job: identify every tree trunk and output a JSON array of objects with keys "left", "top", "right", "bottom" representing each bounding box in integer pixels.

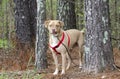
[
  {"left": 35, "top": 0, "right": 48, "bottom": 70},
  {"left": 14, "top": 0, "right": 31, "bottom": 43},
  {"left": 29, "top": 0, "right": 37, "bottom": 45},
  {"left": 14, "top": 0, "right": 36, "bottom": 47},
  {"left": 57, "top": 0, "right": 76, "bottom": 30},
  {"left": 14, "top": 0, "right": 36, "bottom": 69},
  {"left": 83, "top": 0, "right": 115, "bottom": 74}
]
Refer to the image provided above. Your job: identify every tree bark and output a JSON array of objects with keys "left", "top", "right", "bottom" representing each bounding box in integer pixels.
[
  {"left": 35, "top": 0, "right": 48, "bottom": 70},
  {"left": 57, "top": 0, "right": 76, "bottom": 30},
  {"left": 14, "top": 0, "right": 37, "bottom": 70},
  {"left": 83, "top": 0, "right": 115, "bottom": 74},
  {"left": 14, "top": 0, "right": 36, "bottom": 47}
]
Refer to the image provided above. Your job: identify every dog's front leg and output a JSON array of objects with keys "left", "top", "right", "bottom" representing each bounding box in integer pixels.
[
  {"left": 61, "top": 52, "right": 66, "bottom": 75},
  {"left": 52, "top": 51, "right": 59, "bottom": 75}
]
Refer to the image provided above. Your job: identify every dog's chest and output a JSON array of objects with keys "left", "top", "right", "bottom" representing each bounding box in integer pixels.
[
  {"left": 49, "top": 35, "right": 63, "bottom": 52},
  {"left": 50, "top": 35, "right": 59, "bottom": 47},
  {"left": 49, "top": 33, "right": 71, "bottom": 54}
]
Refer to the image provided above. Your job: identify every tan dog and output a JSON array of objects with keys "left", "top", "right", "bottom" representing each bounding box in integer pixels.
[{"left": 44, "top": 20, "right": 84, "bottom": 75}]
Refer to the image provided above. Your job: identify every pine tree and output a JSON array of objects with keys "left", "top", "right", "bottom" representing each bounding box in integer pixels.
[
  {"left": 83, "top": 0, "right": 115, "bottom": 73},
  {"left": 35, "top": 0, "right": 48, "bottom": 70},
  {"left": 57, "top": 0, "right": 76, "bottom": 29}
]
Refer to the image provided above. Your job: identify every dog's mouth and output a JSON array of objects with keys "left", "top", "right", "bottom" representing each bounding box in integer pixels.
[
  {"left": 51, "top": 29, "right": 58, "bottom": 34},
  {"left": 50, "top": 31, "right": 59, "bottom": 37},
  {"left": 51, "top": 32, "right": 58, "bottom": 35}
]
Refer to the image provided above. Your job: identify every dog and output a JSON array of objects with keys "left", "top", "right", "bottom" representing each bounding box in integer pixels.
[{"left": 44, "top": 20, "right": 84, "bottom": 75}]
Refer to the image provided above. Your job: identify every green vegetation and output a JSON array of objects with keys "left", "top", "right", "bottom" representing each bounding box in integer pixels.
[
  {"left": 0, "top": 39, "right": 14, "bottom": 49},
  {"left": 0, "top": 39, "right": 8, "bottom": 48},
  {"left": 0, "top": 70, "right": 45, "bottom": 79},
  {"left": 46, "top": 0, "right": 57, "bottom": 19},
  {"left": 0, "top": 0, "right": 14, "bottom": 49}
]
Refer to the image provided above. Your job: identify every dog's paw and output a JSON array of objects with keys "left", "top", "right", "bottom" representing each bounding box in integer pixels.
[
  {"left": 53, "top": 72, "right": 58, "bottom": 75},
  {"left": 79, "top": 66, "right": 82, "bottom": 69},
  {"left": 61, "top": 70, "right": 65, "bottom": 75},
  {"left": 66, "top": 66, "right": 70, "bottom": 70},
  {"left": 53, "top": 70, "right": 59, "bottom": 75}
]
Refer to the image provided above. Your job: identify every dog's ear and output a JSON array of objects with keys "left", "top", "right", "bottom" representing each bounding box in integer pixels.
[
  {"left": 59, "top": 21, "right": 64, "bottom": 28},
  {"left": 44, "top": 20, "right": 51, "bottom": 28}
]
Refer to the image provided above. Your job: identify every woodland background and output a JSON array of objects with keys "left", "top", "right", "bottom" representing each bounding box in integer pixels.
[
  {"left": 0, "top": 0, "right": 120, "bottom": 78},
  {"left": 0, "top": 0, "right": 119, "bottom": 49}
]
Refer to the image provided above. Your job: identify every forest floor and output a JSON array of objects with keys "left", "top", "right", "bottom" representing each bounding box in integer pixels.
[{"left": 0, "top": 47, "right": 120, "bottom": 79}]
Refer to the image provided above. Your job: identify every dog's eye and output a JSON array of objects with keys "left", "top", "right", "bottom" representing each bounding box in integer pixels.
[
  {"left": 49, "top": 25, "right": 52, "bottom": 27},
  {"left": 56, "top": 25, "right": 59, "bottom": 27}
]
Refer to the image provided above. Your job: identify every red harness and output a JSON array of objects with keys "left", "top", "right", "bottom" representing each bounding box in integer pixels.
[{"left": 49, "top": 32, "right": 70, "bottom": 55}]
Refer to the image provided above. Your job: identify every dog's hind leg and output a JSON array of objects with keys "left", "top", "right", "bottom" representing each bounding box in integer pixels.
[
  {"left": 78, "top": 34, "right": 84, "bottom": 69},
  {"left": 78, "top": 50, "right": 83, "bottom": 69},
  {"left": 66, "top": 51, "right": 71, "bottom": 70},
  {"left": 52, "top": 51, "right": 59, "bottom": 75}
]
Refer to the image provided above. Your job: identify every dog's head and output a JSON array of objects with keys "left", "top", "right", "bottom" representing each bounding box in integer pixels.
[{"left": 44, "top": 20, "right": 64, "bottom": 36}]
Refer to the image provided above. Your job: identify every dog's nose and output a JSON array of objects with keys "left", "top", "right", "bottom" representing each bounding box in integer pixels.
[{"left": 52, "top": 29, "right": 56, "bottom": 33}]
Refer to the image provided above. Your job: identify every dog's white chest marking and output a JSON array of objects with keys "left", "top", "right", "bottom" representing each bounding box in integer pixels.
[{"left": 50, "top": 35, "right": 59, "bottom": 47}]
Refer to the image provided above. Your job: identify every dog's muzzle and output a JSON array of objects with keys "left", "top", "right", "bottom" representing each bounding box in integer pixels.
[{"left": 52, "top": 29, "right": 57, "bottom": 34}]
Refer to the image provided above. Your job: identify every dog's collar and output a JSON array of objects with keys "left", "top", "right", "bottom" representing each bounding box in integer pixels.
[{"left": 49, "top": 32, "right": 70, "bottom": 55}]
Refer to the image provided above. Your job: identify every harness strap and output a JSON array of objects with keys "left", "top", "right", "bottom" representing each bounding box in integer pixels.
[
  {"left": 49, "top": 32, "right": 70, "bottom": 55},
  {"left": 66, "top": 32, "right": 70, "bottom": 47}
]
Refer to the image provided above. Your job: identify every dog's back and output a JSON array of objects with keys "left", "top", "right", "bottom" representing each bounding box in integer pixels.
[{"left": 65, "top": 29, "right": 84, "bottom": 48}]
